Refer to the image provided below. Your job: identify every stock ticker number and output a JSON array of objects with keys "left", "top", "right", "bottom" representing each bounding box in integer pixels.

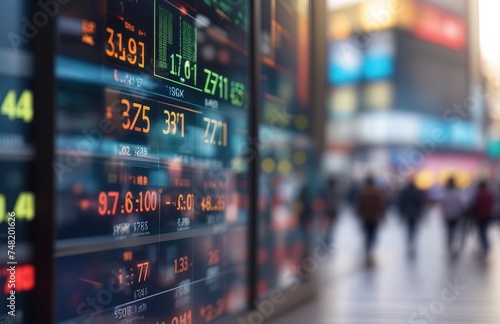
[
  {"left": 173, "top": 256, "right": 190, "bottom": 275},
  {"left": 121, "top": 99, "right": 151, "bottom": 133},
  {"left": 173, "top": 194, "right": 194, "bottom": 212},
  {"left": 203, "top": 118, "right": 227, "bottom": 147},
  {"left": 169, "top": 54, "right": 197, "bottom": 86},
  {"left": 162, "top": 109, "right": 185, "bottom": 137},
  {"left": 98, "top": 191, "right": 158, "bottom": 216},
  {"left": 0, "top": 89, "right": 33, "bottom": 123},
  {"left": 115, "top": 261, "right": 150, "bottom": 288},
  {"left": 106, "top": 27, "right": 145, "bottom": 69},
  {"left": 0, "top": 192, "right": 35, "bottom": 223},
  {"left": 200, "top": 195, "right": 226, "bottom": 212}
]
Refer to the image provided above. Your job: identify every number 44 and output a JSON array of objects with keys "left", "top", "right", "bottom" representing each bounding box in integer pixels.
[{"left": 0, "top": 90, "right": 33, "bottom": 123}]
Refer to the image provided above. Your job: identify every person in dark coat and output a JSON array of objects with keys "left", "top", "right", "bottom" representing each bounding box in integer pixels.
[
  {"left": 322, "top": 177, "right": 340, "bottom": 244},
  {"left": 297, "top": 185, "right": 312, "bottom": 244},
  {"left": 471, "top": 180, "right": 494, "bottom": 256},
  {"left": 356, "top": 175, "right": 386, "bottom": 263},
  {"left": 398, "top": 179, "right": 425, "bottom": 257}
]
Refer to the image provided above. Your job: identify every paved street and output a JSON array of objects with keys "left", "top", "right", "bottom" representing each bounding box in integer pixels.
[{"left": 270, "top": 206, "right": 500, "bottom": 324}]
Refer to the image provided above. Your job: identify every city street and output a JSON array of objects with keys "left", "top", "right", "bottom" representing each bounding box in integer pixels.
[{"left": 270, "top": 206, "right": 500, "bottom": 323}]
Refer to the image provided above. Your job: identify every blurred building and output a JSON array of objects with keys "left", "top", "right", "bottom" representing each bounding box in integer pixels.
[
  {"left": 479, "top": 1, "right": 500, "bottom": 183},
  {"left": 324, "top": 0, "right": 487, "bottom": 193}
]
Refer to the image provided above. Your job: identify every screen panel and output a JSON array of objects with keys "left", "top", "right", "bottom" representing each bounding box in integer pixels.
[
  {"left": 0, "top": 2, "right": 36, "bottom": 323},
  {"left": 54, "top": 1, "right": 250, "bottom": 323},
  {"left": 257, "top": 0, "right": 313, "bottom": 298}
]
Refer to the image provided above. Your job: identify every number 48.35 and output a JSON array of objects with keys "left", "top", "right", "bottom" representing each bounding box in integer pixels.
[{"left": 0, "top": 90, "right": 33, "bottom": 124}]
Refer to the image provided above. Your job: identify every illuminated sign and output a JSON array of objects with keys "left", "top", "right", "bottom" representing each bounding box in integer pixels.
[
  {"left": 413, "top": 3, "right": 467, "bottom": 50},
  {"left": 328, "top": 39, "right": 363, "bottom": 85}
]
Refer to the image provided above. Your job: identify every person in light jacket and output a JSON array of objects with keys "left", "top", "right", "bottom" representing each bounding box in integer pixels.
[{"left": 440, "top": 177, "right": 466, "bottom": 255}]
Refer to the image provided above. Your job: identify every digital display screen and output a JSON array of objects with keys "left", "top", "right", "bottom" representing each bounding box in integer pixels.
[
  {"left": 258, "top": 0, "right": 313, "bottom": 297},
  {"left": 54, "top": 1, "right": 250, "bottom": 323},
  {"left": 0, "top": 2, "right": 36, "bottom": 323}
]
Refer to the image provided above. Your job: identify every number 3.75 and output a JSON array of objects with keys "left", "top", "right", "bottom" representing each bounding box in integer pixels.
[{"left": 121, "top": 98, "right": 150, "bottom": 133}]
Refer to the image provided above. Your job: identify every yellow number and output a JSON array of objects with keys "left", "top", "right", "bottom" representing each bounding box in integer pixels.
[
  {"left": 170, "top": 111, "right": 177, "bottom": 135},
  {"left": 179, "top": 113, "right": 185, "bottom": 137},
  {"left": 163, "top": 110, "right": 185, "bottom": 137},
  {"left": 0, "top": 90, "right": 33, "bottom": 123},
  {"left": 13, "top": 192, "right": 35, "bottom": 221},
  {"left": 131, "top": 102, "right": 142, "bottom": 131},
  {"left": 1, "top": 90, "right": 17, "bottom": 120},
  {"left": 105, "top": 27, "right": 115, "bottom": 57},
  {"left": 121, "top": 99, "right": 131, "bottom": 129},
  {"left": 128, "top": 38, "right": 137, "bottom": 65},
  {"left": 203, "top": 117, "right": 211, "bottom": 143},
  {"left": 0, "top": 194, "right": 5, "bottom": 223},
  {"left": 210, "top": 119, "right": 217, "bottom": 144},
  {"left": 17, "top": 90, "right": 33, "bottom": 123},
  {"left": 138, "top": 42, "right": 145, "bottom": 68},
  {"left": 162, "top": 110, "right": 171, "bottom": 135},
  {"left": 142, "top": 105, "right": 150, "bottom": 133}
]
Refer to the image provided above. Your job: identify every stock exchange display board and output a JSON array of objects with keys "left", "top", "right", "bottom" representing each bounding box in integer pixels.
[
  {"left": 0, "top": 2, "right": 36, "bottom": 323},
  {"left": 54, "top": 0, "right": 250, "bottom": 323}
]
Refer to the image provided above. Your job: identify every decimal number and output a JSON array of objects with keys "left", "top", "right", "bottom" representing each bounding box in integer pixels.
[
  {"left": 177, "top": 217, "right": 190, "bottom": 230},
  {"left": 0, "top": 89, "right": 33, "bottom": 123},
  {"left": 114, "top": 144, "right": 131, "bottom": 156},
  {"left": 162, "top": 109, "right": 185, "bottom": 137},
  {"left": 98, "top": 191, "right": 158, "bottom": 216},
  {"left": 203, "top": 118, "right": 227, "bottom": 147},
  {"left": 114, "top": 145, "right": 148, "bottom": 158},
  {"left": 174, "top": 256, "right": 189, "bottom": 274},
  {"left": 106, "top": 27, "right": 145, "bottom": 68},
  {"left": 200, "top": 195, "right": 226, "bottom": 212},
  {"left": 121, "top": 98, "right": 150, "bottom": 133},
  {"left": 170, "top": 54, "right": 197, "bottom": 85}
]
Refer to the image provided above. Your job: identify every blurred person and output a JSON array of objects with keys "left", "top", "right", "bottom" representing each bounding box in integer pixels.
[
  {"left": 398, "top": 178, "right": 425, "bottom": 257},
  {"left": 321, "top": 176, "right": 340, "bottom": 244},
  {"left": 356, "top": 175, "right": 386, "bottom": 264},
  {"left": 296, "top": 184, "right": 313, "bottom": 245},
  {"left": 440, "top": 177, "right": 466, "bottom": 256},
  {"left": 471, "top": 180, "right": 494, "bottom": 256}
]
